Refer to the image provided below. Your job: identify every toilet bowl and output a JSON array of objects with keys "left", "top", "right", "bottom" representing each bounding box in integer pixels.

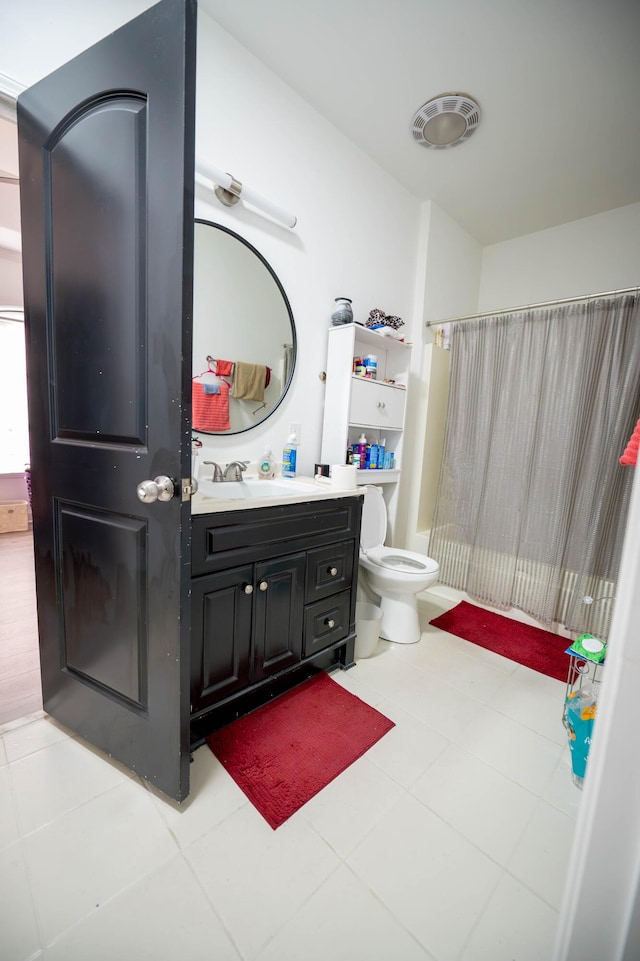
[{"left": 359, "top": 485, "right": 439, "bottom": 644}]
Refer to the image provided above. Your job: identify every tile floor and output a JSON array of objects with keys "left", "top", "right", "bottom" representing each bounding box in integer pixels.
[{"left": 0, "top": 589, "right": 581, "bottom": 961}]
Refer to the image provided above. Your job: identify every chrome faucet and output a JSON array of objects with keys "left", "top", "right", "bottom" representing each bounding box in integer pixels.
[
  {"left": 223, "top": 460, "right": 250, "bottom": 482},
  {"left": 202, "top": 460, "right": 224, "bottom": 482}
]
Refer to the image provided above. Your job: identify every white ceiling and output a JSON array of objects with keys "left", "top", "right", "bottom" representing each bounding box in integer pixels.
[
  {"left": 1, "top": 1, "right": 639, "bottom": 248},
  {"left": 199, "top": 0, "right": 640, "bottom": 245}
]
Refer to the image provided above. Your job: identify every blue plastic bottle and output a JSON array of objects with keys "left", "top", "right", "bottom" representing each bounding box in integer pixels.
[{"left": 282, "top": 430, "right": 298, "bottom": 478}]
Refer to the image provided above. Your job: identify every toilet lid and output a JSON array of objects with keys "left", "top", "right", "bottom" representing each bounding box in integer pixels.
[{"left": 361, "top": 485, "right": 387, "bottom": 551}]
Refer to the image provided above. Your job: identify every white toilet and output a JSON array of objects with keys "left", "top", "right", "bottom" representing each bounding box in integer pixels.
[{"left": 359, "top": 485, "right": 439, "bottom": 644}]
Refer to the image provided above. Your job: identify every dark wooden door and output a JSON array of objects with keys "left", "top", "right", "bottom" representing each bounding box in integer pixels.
[
  {"left": 17, "top": 0, "right": 197, "bottom": 801},
  {"left": 190, "top": 567, "right": 253, "bottom": 713},
  {"left": 253, "top": 553, "right": 306, "bottom": 681}
]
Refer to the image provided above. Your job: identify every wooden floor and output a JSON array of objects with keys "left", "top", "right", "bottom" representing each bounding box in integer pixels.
[{"left": 0, "top": 528, "right": 42, "bottom": 725}]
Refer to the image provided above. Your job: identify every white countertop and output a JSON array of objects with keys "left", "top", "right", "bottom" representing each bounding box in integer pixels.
[{"left": 190, "top": 474, "right": 363, "bottom": 514}]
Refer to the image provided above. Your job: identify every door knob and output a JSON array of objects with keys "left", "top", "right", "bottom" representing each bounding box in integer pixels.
[
  {"left": 325, "top": 618, "right": 335, "bottom": 629},
  {"left": 259, "top": 581, "right": 269, "bottom": 591},
  {"left": 243, "top": 584, "right": 254, "bottom": 595},
  {"left": 328, "top": 567, "right": 338, "bottom": 577},
  {"left": 136, "top": 475, "right": 175, "bottom": 503}
]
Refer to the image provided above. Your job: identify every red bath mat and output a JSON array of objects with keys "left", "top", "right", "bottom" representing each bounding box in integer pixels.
[
  {"left": 206, "top": 671, "right": 394, "bottom": 829},
  {"left": 429, "top": 601, "right": 569, "bottom": 681}
]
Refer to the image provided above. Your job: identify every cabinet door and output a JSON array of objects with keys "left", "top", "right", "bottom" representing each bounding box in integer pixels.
[
  {"left": 191, "top": 566, "right": 253, "bottom": 714},
  {"left": 253, "top": 553, "right": 306, "bottom": 681},
  {"left": 350, "top": 379, "right": 405, "bottom": 429}
]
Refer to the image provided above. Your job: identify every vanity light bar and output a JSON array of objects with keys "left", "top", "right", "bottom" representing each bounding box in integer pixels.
[{"left": 195, "top": 161, "right": 297, "bottom": 230}]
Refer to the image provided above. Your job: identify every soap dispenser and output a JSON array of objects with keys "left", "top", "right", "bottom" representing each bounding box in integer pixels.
[{"left": 258, "top": 447, "right": 276, "bottom": 479}]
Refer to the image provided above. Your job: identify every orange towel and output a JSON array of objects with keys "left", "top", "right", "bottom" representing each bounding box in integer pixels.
[
  {"left": 620, "top": 417, "right": 640, "bottom": 466},
  {"left": 192, "top": 380, "right": 230, "bottom": 432}
]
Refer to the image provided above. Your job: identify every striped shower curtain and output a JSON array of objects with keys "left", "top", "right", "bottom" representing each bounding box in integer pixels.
[{"left": 429, "top": 292, "right": 640, "bottom": 638}]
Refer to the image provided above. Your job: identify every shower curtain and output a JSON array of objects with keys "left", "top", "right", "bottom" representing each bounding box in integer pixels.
[{"left": 429, "top": 292, "right": 640, "bottom": 638}]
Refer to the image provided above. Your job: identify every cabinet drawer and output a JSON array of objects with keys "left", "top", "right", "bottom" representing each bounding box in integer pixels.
[
  {"left": 192, "top": 498, "right": 361, "bottom": 576},
  {"left": 303, "top": 591, "right": 351, "bottom": 658},
  {"left": 350, "top": 378, "right": 405, "bottom": 429},
  {"left": 305, "top": 540, "right": 354, "bottom": 603}
]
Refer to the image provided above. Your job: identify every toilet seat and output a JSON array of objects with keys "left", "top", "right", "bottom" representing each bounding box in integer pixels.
[
  {"left": 363, "top": 545, "right": 439, "bottom": 574},
  {"left": 360, "top": 485, "right": 439, "bottom": 576}
]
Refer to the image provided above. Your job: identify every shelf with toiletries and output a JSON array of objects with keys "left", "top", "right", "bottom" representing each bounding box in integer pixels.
[{"left": 320, "top": 323, "right": 411, "bottom": 485}]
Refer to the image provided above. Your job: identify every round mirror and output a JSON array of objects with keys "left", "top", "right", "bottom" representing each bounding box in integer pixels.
[{"left": 192, "top": 220, "right": 296, "bottom": 434}]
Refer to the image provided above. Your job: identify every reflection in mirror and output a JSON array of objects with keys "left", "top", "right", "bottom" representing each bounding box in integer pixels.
[{"left": 192, "top": 220, "right": 296, "bottom": 434}]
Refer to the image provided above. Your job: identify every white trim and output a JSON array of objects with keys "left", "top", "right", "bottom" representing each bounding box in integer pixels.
[
  {"left": 0, "top": 73, "right": 25, "bottom": 101},
  {"left": 0, "top": 73, "right": 24, "bottom": 122}
]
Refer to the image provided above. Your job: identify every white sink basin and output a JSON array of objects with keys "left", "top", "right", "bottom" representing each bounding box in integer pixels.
[{"left": 195, "top": 477, "right": 313, "bottom": 500}]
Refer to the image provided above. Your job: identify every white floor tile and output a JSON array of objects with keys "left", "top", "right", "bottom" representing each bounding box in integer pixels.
[
  {"left": 388, "top": 668, "right": 486, "bottom": 742},
  {"left": 507, "top": 799, "right": 576, "bottom": 910},
  {"left": 184, "top": 803, "right": 341, "bottom": 960},
  {"left": 254, "top": 864, "right": 436, "bottom": 961},
  {"left": 490, "top": 666, "right": 567, "bottom": 745},
  {"left": 0, "top": 842, "right": 41, "bottom": 961},
  {"left": 330, "top": 664, "right": 390, "bottom": 707},
  {"left": 23, "top": 781, "right": 177, "bottom": 946},
  {"left": 399, "top": 632, "right": 513, "bottom": 703},
  {"left": 411, "top": 743, "right": 538, "bottom": 865},
  {"left": 148, "top": 744, "right": 248, "bottom": 849},
  {"left": 9, "top": 737, "right": 127, "bottom": 836},
  {"left": 0, "top": 765, "right": 19, "bottom": 852},
  {"left": 542, "top": 750, "right": 583, "bottom": 819},
  {"left": 460, "top": 872, "right": 559, "bottom": 961},
  {"left": 2, "top": 716, "right": 70, "bottom": 764},
  {"left": 348, "top": 793, "right": 501, "bottom": 961},
  {"left": 2, "top": 594, "right": 582, "bottom": 961},
  {"left": 365, "top": 698, "right": 450, "bottom": 789},
  {"left": 455, "top": 705, "right": 563, "bottom": 794},
  {"left": 42, "top": 855, "right": 241, "bottom": 961},
  {"left": 299, "top": 753, "right": 404, "bottom": 858},
  {"left": 340, "top": 644, "right": 418, "bottom": 701}
]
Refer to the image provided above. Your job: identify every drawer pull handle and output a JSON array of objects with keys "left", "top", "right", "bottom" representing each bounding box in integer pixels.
[
  {"left": 259, "top": 580, "right": 269, "bottom": 591},
  {"left": 377, "top": 401, "right": 386, "bottom": 409},
  {"left": 327, "top": 566, "right": 338, "bottom": 576},
  {"left": 325, "top": 618, "right": 335, "bottom": 629},
  {"left": 243, "top": 584, "right": 253, "bottom": 595}
]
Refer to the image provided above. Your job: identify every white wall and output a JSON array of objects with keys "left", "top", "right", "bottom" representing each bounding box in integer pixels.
[
  {"left": 478, "top": 202, "right": 640, "bottom": 312},
  {"left": 402, "top": 201, "right": 482, "bottom": 551},
  {"left": 194, "top": 12, "right": 420, "bottom": 476}
]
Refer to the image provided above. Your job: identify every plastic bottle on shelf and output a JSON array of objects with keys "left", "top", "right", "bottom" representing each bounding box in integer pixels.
[
  {"left": 377, "top": 437, "right": 386, "bottom": 468},
  {"left": 364, "top": 354, "right": 377, "bottom": 379},
  {"left": 356, "top": 433, "right": 367, "bottom": 465}
]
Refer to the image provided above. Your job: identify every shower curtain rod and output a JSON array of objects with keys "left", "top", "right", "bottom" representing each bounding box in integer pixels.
[{"left": 425, "top": 285, "right": 640, "bottom": 328}]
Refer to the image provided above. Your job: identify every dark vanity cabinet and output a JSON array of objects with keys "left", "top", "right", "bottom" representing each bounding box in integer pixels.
[{"left": 190, "top": 494, "right": 362, "bottom": 743}]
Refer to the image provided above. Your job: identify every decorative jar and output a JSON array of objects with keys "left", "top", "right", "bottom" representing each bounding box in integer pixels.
[{"left": 331, "top": 297, "right": 353, "bottom": 326}]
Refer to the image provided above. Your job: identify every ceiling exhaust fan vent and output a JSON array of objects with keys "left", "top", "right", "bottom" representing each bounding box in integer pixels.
[{"left": 411, "top": 93, "right": 481, "bottom": 149}]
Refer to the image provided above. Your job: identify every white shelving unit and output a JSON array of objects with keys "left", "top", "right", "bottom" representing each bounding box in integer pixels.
[{"left": 320, "top": 323, "right": 411, "bottom": 484}]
